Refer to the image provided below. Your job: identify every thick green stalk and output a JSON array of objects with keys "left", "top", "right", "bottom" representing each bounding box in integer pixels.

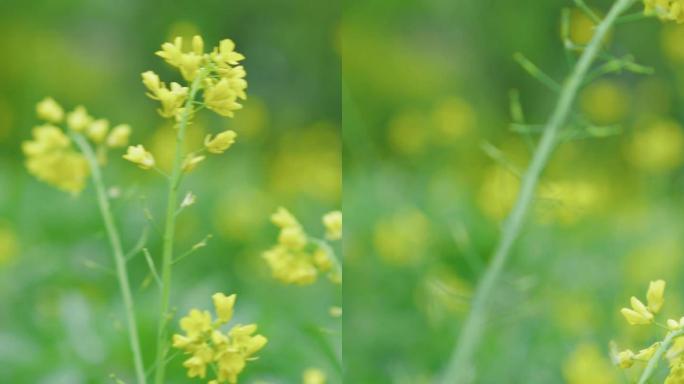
[
  {"left": 438, "top": 0, "right": 637, "bottom": 382},
  {"left": 638, "top": 329, "right": 684, "bottom": 384},
  {"left": 153, "top": 69, "right": 207, "bottom": 384},
  {"left": 72, "top": 134, "right": 147, "bottom": 384}
]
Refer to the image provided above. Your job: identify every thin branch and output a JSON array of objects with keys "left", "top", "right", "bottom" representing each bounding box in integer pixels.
[
  {"left": 143, "top": 248, "right": 162, "bottom": 289},
  {"left": 513, "top": 52, "right": 561, "bottom": 92},
  {"left": 574, "top": 0, "right": 602, "bottom": 24},
  {"left": 125, "top": 226, "right": 150, "bottom": 261},
  {"left": 171, "top": 234, "right": 213, "bottom": 265}
]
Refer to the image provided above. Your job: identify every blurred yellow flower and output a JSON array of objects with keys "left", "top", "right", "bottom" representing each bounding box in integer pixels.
[
  {"left": 269, "top": 122, "right": 341, "bottom": 202},
  {"left": 387, "top": 110, "right": 429, "bottom": 155},
  {"left": 36, "top": 97, "right": 64, "bottom": 123},
  {"left": 87, "top": 119, "right": 109, "bottom": 144},
  {"left": 478, "top": 166, "right": 520, "bottom": 220},
  {"left": 662, "top": 24, "right": 684, "bottom": 63},
  {"left": 123, "top": 144, "right": 155, "bottom": 170},
  {"left": 418, "top": 267, "right": 471, "bottom": 326},
  {"left": 205, "top": 130, "right": 237, "bottom": 154},
  {"left": 625, "top": 119, "right": 684, "bottom": 172},
  {"left": 568, "top": 8, "right": 598, "bottom": 45},
  {"left": 142, "top": 71, "right": 189, "bottom": 118},
  {"left": 106, "top": 124, "right": 131, "bottom": 148},
  {"left": 621, "top": 296, "right": 654, "bottom": 325},
  {"left": 263, "top": 207, "right": 340, "bottom": 285},
  {"left": 580, "top": 80, "right": 628, "bottom": 125},
  {"left": 303, "top": 368, "right": 326, "bottom": 384},
  {"left": 537, "top": 180, "right": 603, "bottom": 225},
  {"left": 430, "top": 97, "right": 475, "bottom": 142},
  {"left": 644, "top": 0, "right": 684, "bottom": 23},
  {"left": 562, "top": 343, "right": 618, "bottom": 384},
  {"left": 66, "top": 105, "right": 93, "bottom": 132},
  {"left": 181, "top": 153, "right": 206, "bottom": 173},
  {"left": 617, "top": 349, "right": 635, "bottom": 368},
  {"left": 22, "top": 125, "right": 89, "bottom": 195},
  {"left": 204, "top": 77, "right": 245, "bottom": 117},
  {"left": 322, "top": 210, "right": 342, "bottom": 241},
  {"left": 156, "top": 36, "right": 205, "bottom": 81},
  {"left": 212, "top": 292, "right": 236, "bottom": 324},
  {"left": 647, "top": 279, "right": 666, "bottom": 313},
  {"left": 373, "top": 208, "right": 430, "bottom": 265}
]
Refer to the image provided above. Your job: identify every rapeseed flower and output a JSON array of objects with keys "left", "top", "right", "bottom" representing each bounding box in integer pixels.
[
  {"left": 172, "top": 293, "right": 267, "bottom": 383},
  {"left": 263, "top": 207, "right": 341, "bottom": 285}
]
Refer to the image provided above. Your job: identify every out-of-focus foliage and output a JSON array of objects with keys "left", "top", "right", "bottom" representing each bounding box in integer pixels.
[
  {"left": 344, "top": 0, "right": 684, "bottom": 382},
  {"left": 0, "top": 0, "right": 340, "bottom": 383}
]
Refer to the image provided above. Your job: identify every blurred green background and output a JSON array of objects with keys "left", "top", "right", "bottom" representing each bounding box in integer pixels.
[
  {"left": 0, "top": 0, "right": 340, "bottom": 383},
  {"left": 344, "top": 0, "right": 684, "bottom": 383}
]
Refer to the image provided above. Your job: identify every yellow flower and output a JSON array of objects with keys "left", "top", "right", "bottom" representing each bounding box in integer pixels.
[
  {"left": 87, "top": 119, "right": 109, "bottom": 143},
  {"left": 644, "top": 0, "right": 684, "bottom": 23},
  {"left": 156, "top": 36, "right": 207, "bottom": 81},
  {"left": 66, "top": 106, "right": 93, "bottom": 132},
  {"left": 106, "top": 124, "right": 131, "bottom": 148},
  {"left": 142, "top": 70, "right": 162, "bottom": 93},
  {"left": 634, "top": 343, "right": 660, "bottom": 361},
  {"left": 322, "top": 211, "right": 342, "bottom": 240},
  {"left": 271, "top": 207, "right": 300, "bottom": 229},
  {"left": 36, "top": 97, "right": 64, "bottom": 123},
  {"left": 182, "top": 154, "right": 206, "bottom": 173},
  {"left": 647, "top": 279, "right": 666, "bottom": 313},
  {"left": 205, "top": 130, "right": 237, "bottom": 154},
  {"left": 204, "top": 78, "right": 244, "bottom": 117},
  {"left": 263, "top": 207, "right": 342, "bottom": 285},
  {"left": 625, "top": 119, "right": 684, "bottom": 172},
  {"left": 278, "top": 226, "right": 307, "bottom": 250},
  {"left": 562, "top": 343, "right": 618, "bottom": 384},
  {"left": 123, "top": 145, "right": 155, "bottom": 169},
  {"left": 183, "top": 356, "right": 208, "bottom": 379},
  {"left": 22, "top": 125, "right": 89, "bottom": 195},
  {"left": 141, "top": 70, "right": 189, "bottom": 118},
  {"left": 173, "top": 293, "right": 267, "bottom": 384},
  {"left": 303, "top": 368, "right": 327, "bottom": 384},
  {"left": 212, "top": 293, "right": 236, "bottom": 324},
  {"left": 263, "top": 247, "right": 318, "bottom": 285},
  {"left": 616, "top": 349, "right": 635, "bottom": 368},
  {"left": 621, "top": 296, "right": 654, "bottom": 325},
  {"left": 211, "top": 39, "right": 245, "bottom": 66},
  {"left": 180, "top": 309, "right": 212, "bottom": 338},
  {"left": 313, "top": 248, "right": 333, "bottom": 272}
]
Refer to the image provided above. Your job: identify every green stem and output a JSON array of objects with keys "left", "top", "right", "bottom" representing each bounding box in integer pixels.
[
  {"left": 153, "top": 68, "right": 208, "bottom": 384},
  {"left": 638, "top": 329, "right": 684, "bottom": 384},
  {"left": 72, "top": 134, "right": 147, "bottom": 384},
  {"left": 437, "top": 1, "right": 637, "bottom": 382}
]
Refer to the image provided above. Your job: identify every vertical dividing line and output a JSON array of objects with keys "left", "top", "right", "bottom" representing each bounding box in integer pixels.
[
  {"left": 438, "top": 0, "right": 638, "bottom": 382},
  {"left": 73, "top": 135, "right": 147, "bottom": 384}
]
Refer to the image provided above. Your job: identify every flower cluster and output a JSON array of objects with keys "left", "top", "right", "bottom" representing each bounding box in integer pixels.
[
  {"left": 23, "top": 98, "right": 131, "bottom": 194},
  {"left": 125, "top": 36, "right": 243, "bottom": 172},
  {"left": 143, "top": 35, "right": 247, "bottom": 119},
  {"left": 644, "top": 0, "right": 684, "bottom": 23},
  {"left": 173, "top": 293, "right": 267, "bottom": 384},
  {"left": 615, "top": 280, "right": 684, "bottom": 382},
  {"left": 262, "top": 208, "right": 342, "bottom": 285}
]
